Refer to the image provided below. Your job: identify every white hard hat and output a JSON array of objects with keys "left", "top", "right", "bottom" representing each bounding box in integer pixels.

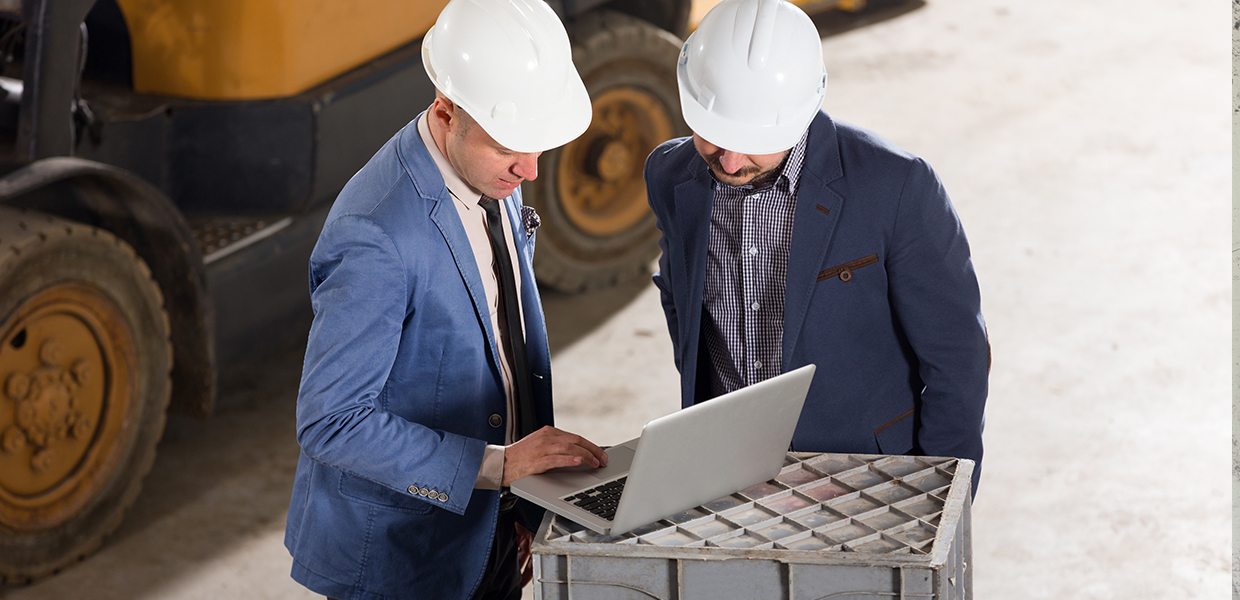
[
  {"left": 677, "top": 0, "right": 827, "bottom": 155},
  {"left": 422, "top": 0, "right": 591, "bottom": 153}
]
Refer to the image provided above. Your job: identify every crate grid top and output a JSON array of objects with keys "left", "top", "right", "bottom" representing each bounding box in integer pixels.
[{"left": 533, "top": 453, "right": 973, "bottom": 567}]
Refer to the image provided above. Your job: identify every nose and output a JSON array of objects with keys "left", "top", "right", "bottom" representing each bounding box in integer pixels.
[
  {"left": 513, "top": 153, "right": 539, "bottom": 181},
  {"left": 719, "top": 151, "right": 748, "bottom": 175}
]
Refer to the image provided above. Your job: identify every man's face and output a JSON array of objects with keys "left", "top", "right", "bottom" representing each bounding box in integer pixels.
[
  {"left": 693, "top": 134, "right": 789, "bottom": 187},
  {"left": 431, "top": 98, "right": 540, "bottom": 199}
]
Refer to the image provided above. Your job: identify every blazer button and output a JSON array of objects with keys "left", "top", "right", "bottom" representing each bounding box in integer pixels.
[
  {"left": 488, "top": 414, "right": 503, "bottom": 428},
  {"left": 839, "top": 268, "right": 852, "bottom": 282}
]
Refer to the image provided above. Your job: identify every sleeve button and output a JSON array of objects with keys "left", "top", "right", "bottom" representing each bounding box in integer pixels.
[{"left": 407, "top": 485, "right": 418, "bottom": 495}]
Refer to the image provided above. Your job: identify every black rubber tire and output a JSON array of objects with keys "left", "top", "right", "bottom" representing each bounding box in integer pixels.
[
  {"left": 0, "top": 207, "right": 171, "bottom": 583},
  {"left": 600, "top": 0, "right": 692, "bottom": 38},
  {"left": 529, "top": 10, "right": 689, "bottom": 293}
]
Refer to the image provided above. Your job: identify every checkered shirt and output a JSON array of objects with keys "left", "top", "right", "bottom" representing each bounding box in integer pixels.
[{"left": 702, "top": 130, "right": 809, "bottom": 397}]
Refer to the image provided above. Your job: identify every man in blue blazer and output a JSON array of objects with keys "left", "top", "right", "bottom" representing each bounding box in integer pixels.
[
  {"left": 284, "top": 2, "right": 608, "bottom": 599},
  {"left": 646, "top": 0, "right": 988, "bottom": 494}
]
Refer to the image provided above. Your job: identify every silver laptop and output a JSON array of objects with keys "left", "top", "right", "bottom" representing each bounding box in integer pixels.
[{"left": 511, "top": 364, "right": 815, "bottom": 536}]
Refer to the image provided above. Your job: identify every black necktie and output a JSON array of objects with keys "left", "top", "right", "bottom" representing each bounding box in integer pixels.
[{"left": 479, "top": 196, "right": 537, "bottom": 440}]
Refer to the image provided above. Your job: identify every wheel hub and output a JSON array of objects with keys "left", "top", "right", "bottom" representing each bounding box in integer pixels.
[
  {"left": 587, "top": 138, "right": 635, "bottom": 183},
  {"left": 557, "top": 86, "right": 676, "bottom": 238},
  {"left": 0, "top": 284, "right": 134, "bottom": 531},
  {"left": 8, "top": 340, "right": 94, "bottom": 473}
]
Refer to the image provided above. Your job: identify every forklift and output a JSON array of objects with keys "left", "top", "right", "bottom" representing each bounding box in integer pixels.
[{"left": 0, "top": 0, "right": 872, "bottom": 583}]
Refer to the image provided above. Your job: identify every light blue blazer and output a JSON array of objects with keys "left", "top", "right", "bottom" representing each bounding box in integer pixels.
[
  {"left": 645, "top": 111, "right": 988, "bottom": 494},
  {"left": 284, "top": 114, "right": 552, "bottom": 600}
]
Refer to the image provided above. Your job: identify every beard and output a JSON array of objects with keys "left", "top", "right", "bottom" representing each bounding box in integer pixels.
[{"left": 706, "top": 155, "right": 785, "bottom": 188}]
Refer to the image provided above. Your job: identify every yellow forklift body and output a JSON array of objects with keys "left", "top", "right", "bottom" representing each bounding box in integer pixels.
[
  {"left": 114, "top": 0, "right": 448, "bottom": 100},
  {"left": 689, "top": 0, "right": 865, "bottom": 31}
]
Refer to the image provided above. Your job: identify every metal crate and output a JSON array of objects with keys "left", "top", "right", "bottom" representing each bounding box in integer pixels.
[{"left": 531, "top": 453, "right": 973, "bottom": 600}]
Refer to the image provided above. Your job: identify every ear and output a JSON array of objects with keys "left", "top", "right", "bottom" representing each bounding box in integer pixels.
[{"left": 429, "top": 96, "right": 457, "bottom": 132}]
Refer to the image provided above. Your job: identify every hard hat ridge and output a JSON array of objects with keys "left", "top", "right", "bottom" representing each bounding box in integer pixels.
[{"left": 741, "top": 0, "right": 779, "bottom": 70}]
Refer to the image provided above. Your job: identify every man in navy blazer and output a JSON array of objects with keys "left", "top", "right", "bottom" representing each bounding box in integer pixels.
[
  {"left": 646, "top": 0, "right": 988, "bottom": 494},
  {"left": 284, "top": 2, "right": 608, "bottom": 599}
]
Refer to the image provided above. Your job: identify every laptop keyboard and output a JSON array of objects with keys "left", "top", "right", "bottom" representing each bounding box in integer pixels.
[{"left": 564, "top": 477, "right": 627, "bottom": 521}]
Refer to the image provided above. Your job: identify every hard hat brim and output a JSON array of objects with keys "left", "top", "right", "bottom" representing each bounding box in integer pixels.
[
  {"left": 677, "top": 77, "right": 821, "bottom": 156},
  {"left": 479, "top": 73, "right": 592, "bottom": 154}
]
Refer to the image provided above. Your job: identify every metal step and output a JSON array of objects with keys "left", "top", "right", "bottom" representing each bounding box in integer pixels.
[{"left": 189, "top": 216, "right": 293, "bottom": 265}]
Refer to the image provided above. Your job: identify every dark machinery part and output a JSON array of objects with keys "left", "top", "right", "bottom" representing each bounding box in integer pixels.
[{"left": 16, "top": 0, "right": 96, "bottom": 160}]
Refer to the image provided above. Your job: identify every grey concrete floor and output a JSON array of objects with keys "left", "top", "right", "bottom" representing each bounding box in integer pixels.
[{"left": 4, "top": 0, "right": 1230, "bottom": 598}]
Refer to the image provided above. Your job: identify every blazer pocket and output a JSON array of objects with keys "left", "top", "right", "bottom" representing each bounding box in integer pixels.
[
  {"left": 339, "top": 472, "right": 435, "bottom": 514},
  {"left": 873, "top": 408, "right": 915, "bottom": 455},
  {"left": 818, "top": 254, "right": 878, "bottom": 283}
]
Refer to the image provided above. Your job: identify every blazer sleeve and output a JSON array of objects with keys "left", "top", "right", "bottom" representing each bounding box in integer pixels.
[
  {"left": 886, "top": 158, "right": 989, "bottom": 491},
  {"left": 295, "top": 213, "right": 486, "bottom": 516}
]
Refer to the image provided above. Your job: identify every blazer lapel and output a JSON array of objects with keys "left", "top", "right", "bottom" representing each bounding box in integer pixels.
[
  {"left": 783, "top": 112, "right": 845, "bottom": 367},
  {"left": 399, "top": 116, "right": 504, "bottom": 373},
  {"left": 429, "top": 198, "right": 499, "bottom": 364}
]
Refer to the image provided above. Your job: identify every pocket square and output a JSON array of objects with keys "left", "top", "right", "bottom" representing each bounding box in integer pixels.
[{"left": 521, "top": 205, "right": 541, "bottom": 239}]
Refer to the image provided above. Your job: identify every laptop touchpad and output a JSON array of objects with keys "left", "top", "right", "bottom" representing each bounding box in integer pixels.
[
  {"left": 594, "top": 444, "right": 634, "bottom": 478},
  {"left": 543, "top": 444, "right": 635, "bottom": 481}
]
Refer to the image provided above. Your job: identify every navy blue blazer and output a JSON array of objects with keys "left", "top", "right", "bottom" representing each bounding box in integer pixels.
[
  {"left": 646, "top": 111, "right": 988, "bottom": 493},
  {"left": 284, "top": 114, "right": 552, "bottom": 600}
]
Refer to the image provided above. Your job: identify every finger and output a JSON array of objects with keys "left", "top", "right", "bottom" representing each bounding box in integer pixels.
[
  {"left": 538, "top": 429, "right": 609, "bottom": 467},
  {"left": 522, "top": 435, "right": 596, "bottom": 467},
  {"left": 574, "top": 436, "right": 609, "bottom": 467},
  {"left": 547, "top": 441, "right": 604, "bottom": 468},
  {"left": 533, "top": 453, "right": 591, "bottom": 474}
]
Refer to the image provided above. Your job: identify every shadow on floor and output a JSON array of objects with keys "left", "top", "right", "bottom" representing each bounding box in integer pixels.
[{"left": 541, "top": 275, "right": 653, "bottom": 355}]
